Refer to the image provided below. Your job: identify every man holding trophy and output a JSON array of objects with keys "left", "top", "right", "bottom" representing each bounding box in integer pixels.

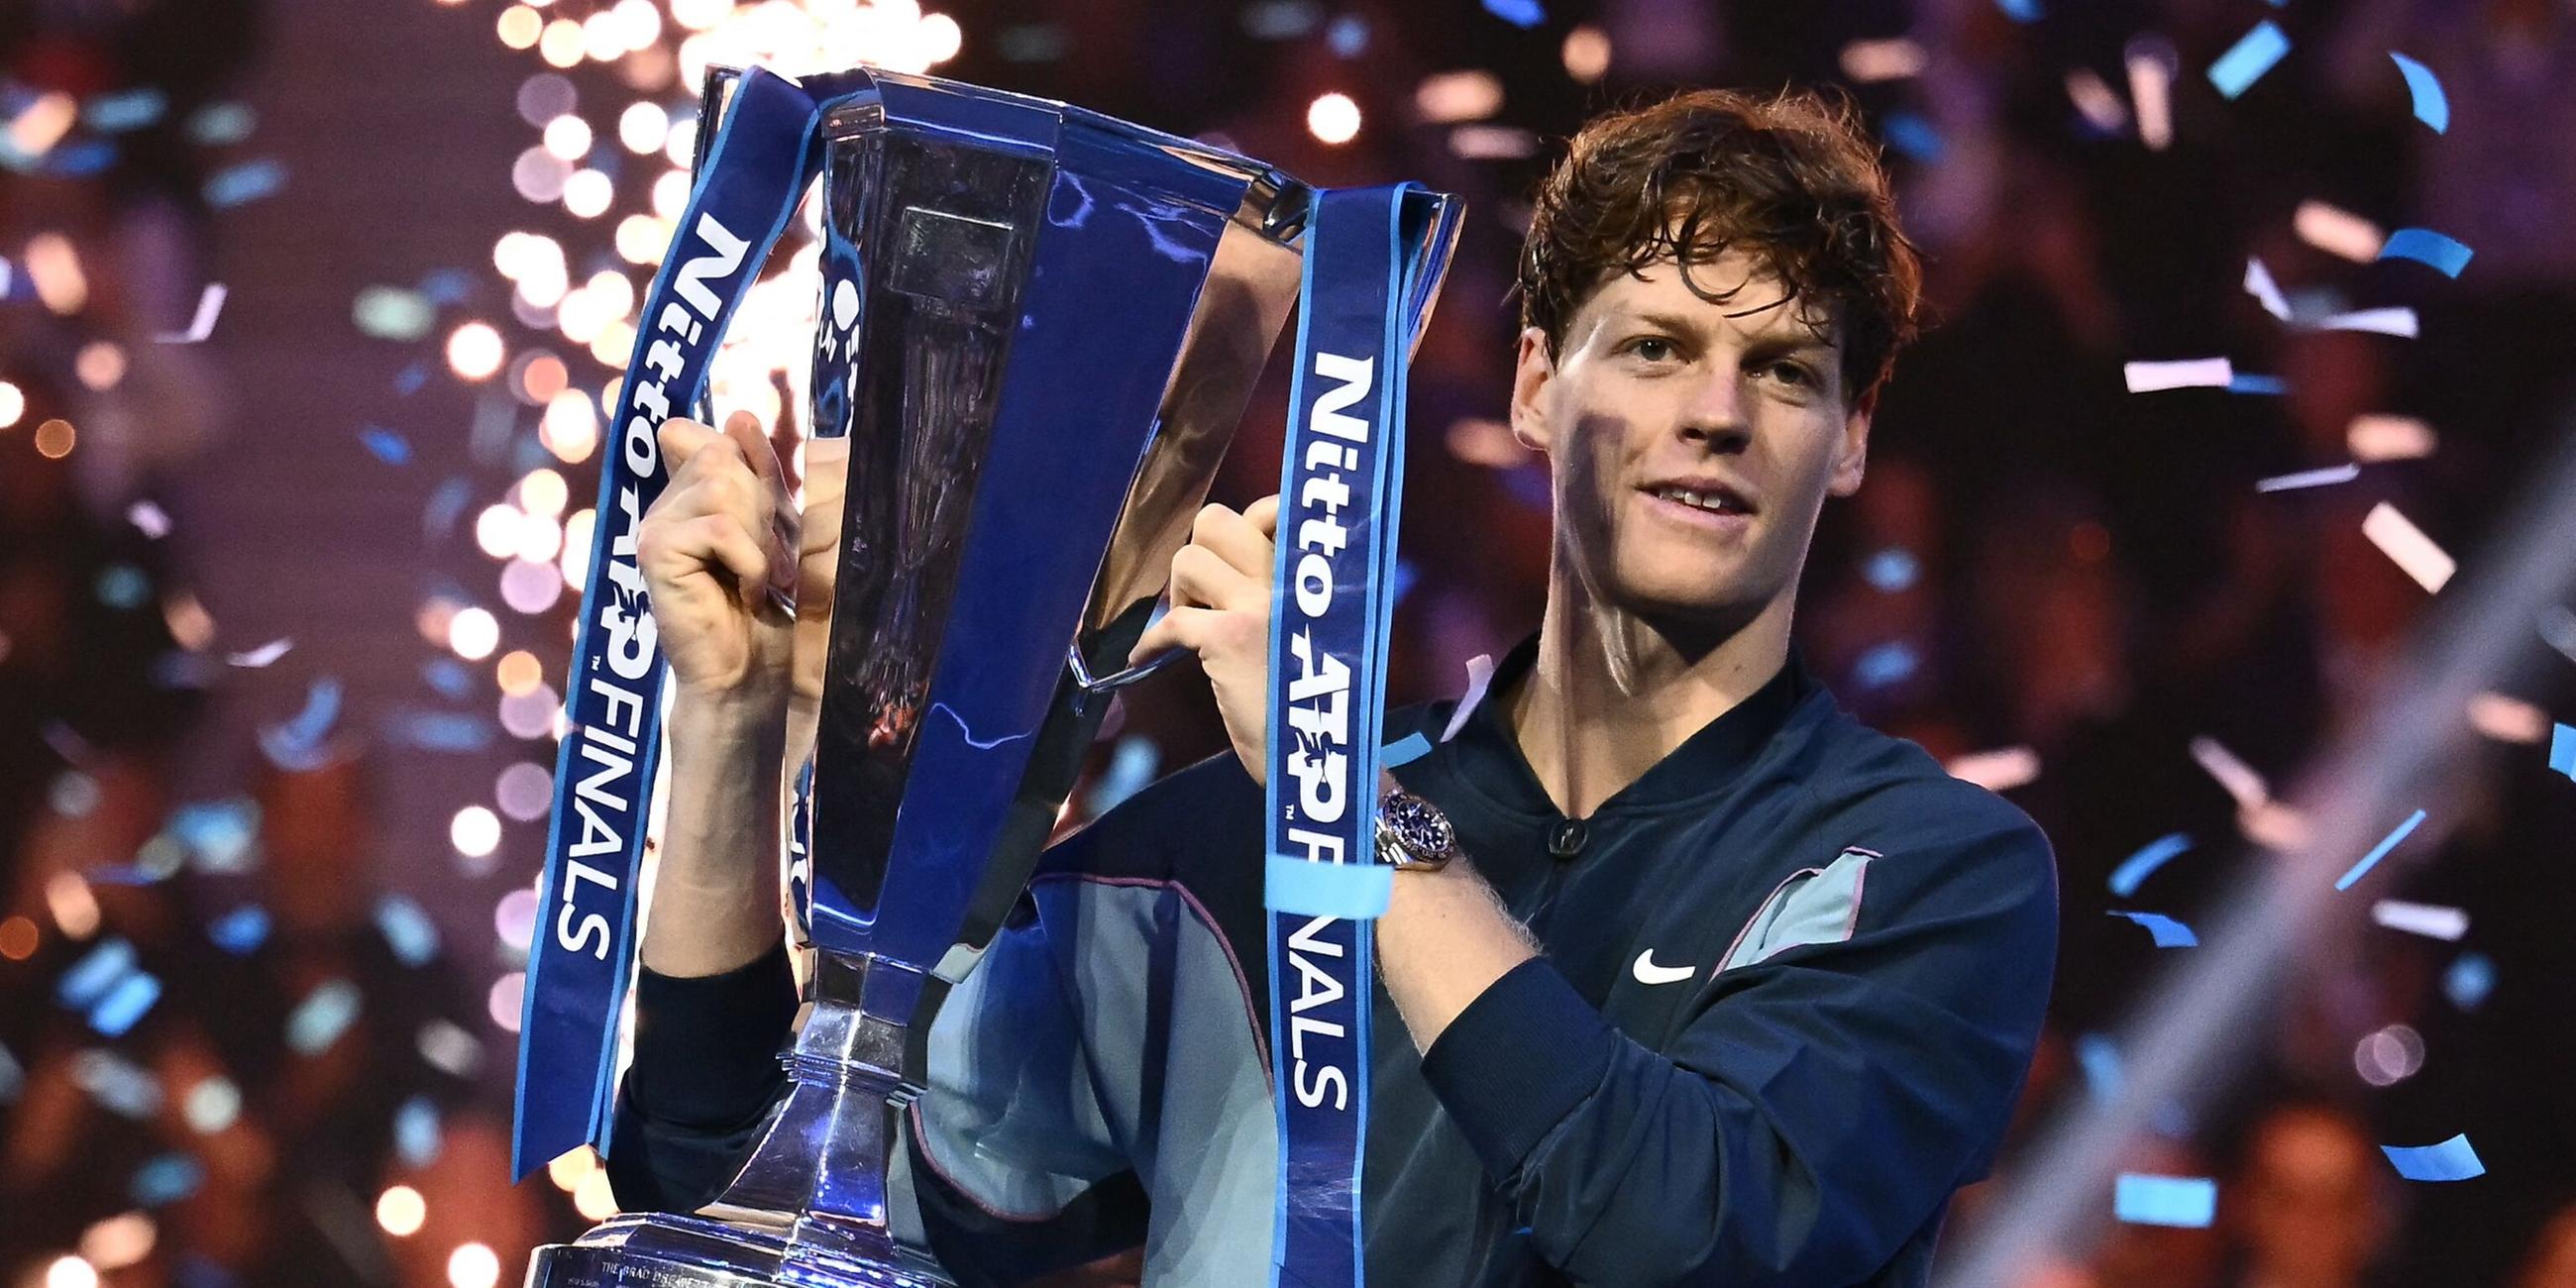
[{"left": 551, "top": 76, "right": 2056, "bottom": 1288}]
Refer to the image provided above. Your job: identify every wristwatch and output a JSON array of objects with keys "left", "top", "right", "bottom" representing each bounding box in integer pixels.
[{"left": 1374, "top": 787, "right": 1463, "bottom": 872}]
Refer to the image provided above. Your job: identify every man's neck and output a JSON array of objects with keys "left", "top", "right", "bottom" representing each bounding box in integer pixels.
[{"left": 1508, "top": 570, "right": 1794, "bottom": 818}]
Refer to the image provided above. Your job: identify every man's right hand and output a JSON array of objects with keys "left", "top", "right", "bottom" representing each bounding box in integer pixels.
[{"left": 636, "top": 411, "right": 800, "bottom": 704}]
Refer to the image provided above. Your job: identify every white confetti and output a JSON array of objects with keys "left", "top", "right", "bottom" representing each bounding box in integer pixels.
[
  {"left": 2348, "top": 414, "right": 2436, "bottom": 462},
  {"left": 2371, "top": 900, "right": 2468, "bottom": 941},
  {"left": 1948, "top": 746, "right": 2042, "bottom": 791},
  {"left": 2257, "top": 464, "right": 2361, "bottom": 492},
  {"left": 2190, "top": 736, "right": 2272, "bottom": 811},
  {"left": 2296, "top": 200, "right": 2388, "bottom": 263},
  {"left": 156, "top": 282, "right": 227, "bottom": 344},
  {"left": 225, "top": 638, "right": 293, "bottom": 668},
  {"left": 126, "top": 500, "right": 171, "bottom": 538},
  {"left": 2363, "top": 501, "right": 2455, "bottom": 591},
  {"left": 2312, "top": 307, "right": 2417, "bottom": 338},
  {"left": 2244, "top": 258, "right": 2291, "bottom": 320},
  {"left": 2124, "top": 358, "right": 2234, "bottom": 393}
]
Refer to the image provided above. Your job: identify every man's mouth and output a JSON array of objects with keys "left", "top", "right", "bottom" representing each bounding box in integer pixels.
[{"left": 1644, "top": 483, "right": 1755, "bottom": 516}]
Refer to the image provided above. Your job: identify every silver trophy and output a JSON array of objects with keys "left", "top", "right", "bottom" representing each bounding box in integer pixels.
[{"left": 524, "top": 65, "right": 1323, "bottom": 1287}]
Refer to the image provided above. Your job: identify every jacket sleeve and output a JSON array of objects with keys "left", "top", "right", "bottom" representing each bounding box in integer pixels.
[
  {"left": 1416, "top": 805, "right": 2059, "bottom": 1287},
  {"left": 604, "top": 940, "right": 803, "bottom": 1213}
]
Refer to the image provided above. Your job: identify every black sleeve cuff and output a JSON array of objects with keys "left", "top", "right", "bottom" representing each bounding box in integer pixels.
[
  {"left": 626, "top": 940, "right": 801, "bottom": 1130},
  {"left": 1417, "top": 956, "right": 1619, "bottom": 1180}
]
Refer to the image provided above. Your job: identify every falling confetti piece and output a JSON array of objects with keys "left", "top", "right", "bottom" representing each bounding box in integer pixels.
[
  {"left": 185, "top": 102, "right": 257, "bottom": 145},
  {"left": 2125, "top": 358, "right": 2233, "bottom": 392},
  {"left": 374, "top": 896, "right": 441, "bottom": 967},
  {"left": 131, "top": 1153, "right": 204, "bottom": 1206},
  {"left": 127, "top": 500, "right": 171, "bottom": 538},
  {"left": 1882, "top": 112, "right": 1944, "bottom": 162},
  {"left": 360, "top": 426, "right": 413, "bottom": 465},
  {"left": 384, "top": 709, "right": 495, "bottom": 752},
  {"left": 354, "top": 285, "right": 435, "bottom": 341},
  {"left": 2313, "top": 307, "right": 2417, "bottom": 338},
  {"left": 172, "top": 799, "right": 259, "bottom": 872},
  {"left": 2348, "top": 414, "right": 2436, "bottom": 462},
  {"left": 2381, "top": 1134, "right": 2483, "bottom": 1182},
  {"left": 2445, "top": 952, "right": 2495, "bottom": 1010},
  {"left": 1482, "top": 0, "right": 1545, "bottom": 28},
  {"left": 226, "top": 638, "right": 293, "bottom": 668},
  {"left": 72, "top": 1049, "right": 161, "bottom": 1119},
  {"left": 2075, "top": 1033, "right": 2121, "bottom": 1101},
  {"left": 2108, "top": 910, "right": 2200, "bottom": 947},
  {"left": 396, "top": 1096, "right": 444, "bottom": 1167},
  {"left": 2190, "top": 736, "right": 2272, "bottom": 810},
  {"left": 83, "top": 88, "right": 168, "bottom": 133},
  {"left": 57, "top": 938, "right": 140, "bottom": 1009},
  {"left": 2228, "top": 374, "right": 2287, "bottom": 395},
  {"left": 2549, "top": 723, "right": 2576, "bottom": 781},
  {"left": 203, "top": 158, "right": 285, "bottom": 208},
  {"left": 208, "top": 905, "right": 270, "bottom": 954},
  {"left": 1948, "top": 746, "right": 2042, "bottom": 791},
  {"left": 394, "top": 361, "right": 431, "bottom": 395},
  {"left": 155, "top": 282, "right": 226, "bottom": 343},
  {"left": 2377, "top": 228, "right": 2474, "bottom": 277},
  {"left": 2335, "top": 807, "right": 2428, "bottom": 891},
  {"left": 2116, "top": 1174, "right": 2217, "bottom": 1227},
  {"left": 2109, "top": 833, "right": 2192, "bottom": 897},
  {"left": 2296, "top": 200, "right": 2388, "bottom": 263},
  {"left": 260, "top": 677, "right": 344, "bottom": 771},
  {"left": 87, "top": 972, "right": 161, "bottom": 1037},
  {"left": 2389, "top": 53, "right": 2448, "bottom": 133},
  {"left": 1327, "top": 15, "right": 1369, "bottom": 55},
  {"left": 2362, "top": 502, "right": 2455, "bottom": 591},
  {"left": 2244, "top": 258, "right": 2292, "bottom": 320},
  {"left": 2258, "top": 464, "right": 2361, "bottom": 492},
  {"left": 286, "top": 978, "right": 363, "bottom": 1053},
  {"left": 1995, "top": 0, "right": 2041, "bottom": 21},
  {"left": 2372, "top": 900, "right": 2469, "bottom": 940},
  {"left": 2207, "top": 21, "right": 2291, "bottom": 99},
  {"left": 2465, "top": 693, "right": 2548, "bottom": 743}
]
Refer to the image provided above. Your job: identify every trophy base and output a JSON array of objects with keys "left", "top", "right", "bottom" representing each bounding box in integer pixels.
[{"left": 526, "top": 1212, "right": 952, "bottom": 1288}]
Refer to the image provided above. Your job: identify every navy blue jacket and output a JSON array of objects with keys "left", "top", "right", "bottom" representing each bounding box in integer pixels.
[{"left": 609, "top": 640, "right": 2060, "bottom": 1286}]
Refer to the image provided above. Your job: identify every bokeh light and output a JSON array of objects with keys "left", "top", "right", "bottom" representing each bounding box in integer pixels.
[
  {"left": 451, "top": 805, "right": 501, "bottom": 859},
  {"left": 1306, "top": 92, "right": 1359, "bottom": 145},
  {"left": 376, "top": 1185, "right": 427, "bottom": 1237},
  {"left": 448, "top": 605, "right": 500, "bottom": 660},
  {"left": 446, "top": 322, "right": 505, "bottom": 380}
]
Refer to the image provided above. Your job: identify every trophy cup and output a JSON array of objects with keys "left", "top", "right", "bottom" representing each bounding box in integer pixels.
[{"left": 521, "top": 63, "right": 1452, "bottom": 1288}]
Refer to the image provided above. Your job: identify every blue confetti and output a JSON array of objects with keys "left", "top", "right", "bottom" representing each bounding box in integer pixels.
[
  {"left": 1085, "top": 734, "right": 1160, "bottom": 816},
  {"left": 2075, "top": 1032, "right": 2122, "bottom": 1102},
  {"left": 2116, "top": 1174, "right": 2217, "bottom": 1227},
  {"left": 2389, "top": 53, "right": 2447, "bottom": 133},
  {"left": 132, "top": 1153, "right": 206, "bottom": 1206},
  {"left": 416, "top": 268, "right": 475, "bottom": 306},
  {"left": 424, "top": 476, "right": 475, "bottom": 542},
  {"left": 2228, "top": 374, "right": 2288, "bottom": 395},
  {"left": 1239, "top": 0, "right": 1321, "bottom": 41},
  {"left": 286, "top": 979, "right": 363, "bottom": 1054},
  {"left": 184, "top": 102, "right": 256, "bottom": 146},
  {"left": 2377, "top": 228, "right": 2474, "bottom": 277},
  {"left": 2109, "top": 832, "right": 2193, "bottom": 898},
  {"left": 395, "top": 1095, "right": 444, "bottom": 1167},
  {"left": 73, "top": 1049, "right": 161, "bottom": 1118},
  {"left": 393, "top": 362, "right": 431, "bottom": 396},
  {"left": 1327, "top": 15, "right": 1369, "bottom": 55},
  {"left": 422, "top": 658, "right": 472, "bottom": 698},
  {"left": 1855, "top": 640, "right": 1920, "bottom": 690},
  {"left": 1882, "top": 112, "right": 1945, "bottom": 163},
  {"left": 374, "top": 895, "right": 441, "bottom": 967},
  {"left": 360, "top": 426, "right": 412, "bottom": 465},
  {"left": 1381, "top": 731, "right": 1435, "bottom": 768},
  {"left": 208, "top": 905, "right": 270, "bottom": 955},
  {"left": 85, "top": 88, "right": 168, "bottom": 133},
  {"left": 203, "top": 158, "right": 286, "bottom": 209},
  {"left": 44, "top": 140, "right": 117, "bottom": 178},
  {"left": 261, "top": 677, "right": 344, "bottom": 770},
  {"left": 88, "top": 972, "right": 162, "bottom": 1038},
  {"left": 172, "top": 799, "right": 259, "bottom": 873},
  {"left": 385, "top": 710, "right": 494, "bottom": 752},
  {"left": 1863, "top": 547, "right": 1920, "bottom": 592},
  {"left": 2444, "top": 952, "right": 2495, "bottom": 1010},
  {"left": 95, "top": 563, "right": 151, "bottom": 610},
  {"left": 2546, "top": 722, "right": 2573, "bottom": 780},
  {"left": 0, "top": 1040, "right": 20, "bottom": 1103},
  {"left": 2335, "top": 807, "right": 2427, "bottom": 891},
  {"left": 2381, "top": 1134, "right": 2484, "bottom": 1182},
  {"left": 1994, "top": 0, "right": 2041, "bottom": 20},
  {"left": 2207, "top": 21, "right": 2291, "bottom": 100},
  {"left": 1482, "top": 0, "right": 1545, "bottom": 29},
  {"left": 2108, "top": 910, "right": 2200, "bottom": 947},
  {"left": 57, "top": 938, "right": 140, "bottom": 1010}
]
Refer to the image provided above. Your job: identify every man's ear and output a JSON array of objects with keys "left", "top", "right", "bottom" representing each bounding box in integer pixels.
[
  {"left": 1827, "top": 393, "right": 1872, "bottom": 497},
  {"left": 1509, "top": 327, "right": 1558, "bottom": 454}
]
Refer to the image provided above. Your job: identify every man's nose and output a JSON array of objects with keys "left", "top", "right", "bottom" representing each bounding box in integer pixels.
[{"left": 1677, "top": 367, "right": 1750, "bottom": 448}]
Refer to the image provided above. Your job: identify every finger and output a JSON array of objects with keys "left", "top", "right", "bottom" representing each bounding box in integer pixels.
[
  {"left": 1128, "top": 605, "right": 1220, "bottom": 665},
  {"left": 641, "top": 512, "right": 772, "bottom": 610},
  {"left": 1191, "top": 503, "right": 1275, "bottom": 582},
  {"left": 1169, "top": 543, "right": 1263, "bottom": 613},
  {"left": 658, "top": 418, "right": 720, "bottom": 474},
  {"left": 1245, "top": 493, "right": 1281, "bottom": 539},
  {"left": 801, "top": 434, "right": 851, "bottom": 510},
  {"left": 722, "top": 409, "right": 786, "bottom": 492}
]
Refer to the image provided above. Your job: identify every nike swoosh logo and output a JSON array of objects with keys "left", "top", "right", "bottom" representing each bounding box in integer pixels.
[{"left": 1632, "top": 950, "right": 1697, "bottom": 986}]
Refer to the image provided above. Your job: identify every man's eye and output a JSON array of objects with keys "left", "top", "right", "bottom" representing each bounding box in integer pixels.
[
  {"left": 1629, "top": 337, "right": 1676, "bottom": 363},
  {"left": 1762, "top": 361, "right": 1814, "bottom": 386}
]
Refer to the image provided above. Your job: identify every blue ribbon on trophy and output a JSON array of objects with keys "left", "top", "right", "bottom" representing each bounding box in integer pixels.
[
  {"left": 514, "top": 66, "right": 826, "bottom": 1179},
  {"left": 1261, "top": 184, "right": 1456, "bottom": 1288}
]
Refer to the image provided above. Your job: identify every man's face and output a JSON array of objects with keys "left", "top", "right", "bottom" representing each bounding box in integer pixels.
[{"left": 1511, "top": 251, "right": 1869, "bottom": 634}]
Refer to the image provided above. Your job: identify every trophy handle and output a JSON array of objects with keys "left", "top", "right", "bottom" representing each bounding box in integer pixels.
[{"left": 1065, "top": 626, "right": 1185, "bottom": 694}]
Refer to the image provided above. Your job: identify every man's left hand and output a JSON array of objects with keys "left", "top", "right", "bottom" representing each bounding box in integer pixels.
[{"left": 1129, "top": 496, "right": 1280, "bottom": 786}]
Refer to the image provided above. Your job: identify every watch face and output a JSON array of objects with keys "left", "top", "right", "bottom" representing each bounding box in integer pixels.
[{"left": 1382, "top": 792, "right": 1454, "bottom": 856}]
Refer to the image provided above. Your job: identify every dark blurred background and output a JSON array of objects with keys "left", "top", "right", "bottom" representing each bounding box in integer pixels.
[{"left": 5, "top": 0, "right": 2576, "bottom": 1284}]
